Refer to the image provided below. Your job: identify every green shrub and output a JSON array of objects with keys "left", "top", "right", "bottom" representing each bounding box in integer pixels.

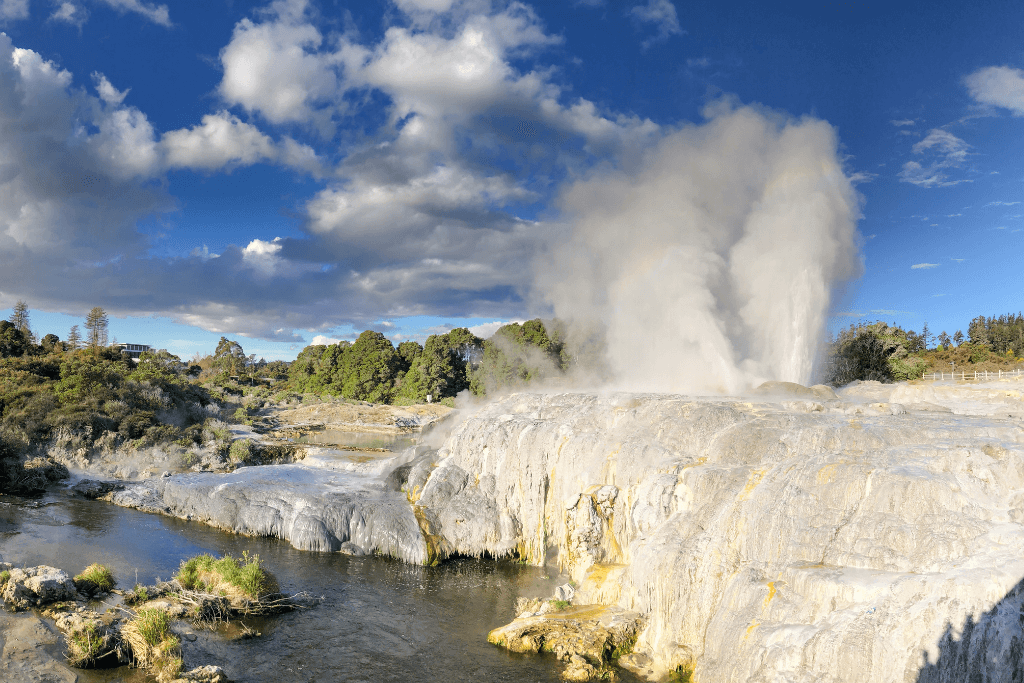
[
  {"left": 228, "top": 439, "right": 254, "bottom": 464},
  {"left": 0, "top": 570, "right": 10, "bottom": 586}
]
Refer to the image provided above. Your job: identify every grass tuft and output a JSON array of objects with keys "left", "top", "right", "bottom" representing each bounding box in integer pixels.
[
  {"left": 123, "top": 607, "right": 182, "bottom": 682},
  {"left": 66, "top": 620, "right": 104, "bottom": 667},
  {"left": 73, "top": 563, "right": 116, "bottom": 594},
  {"left": 175, "top": 551, "right": 273, "bottom": 601}
]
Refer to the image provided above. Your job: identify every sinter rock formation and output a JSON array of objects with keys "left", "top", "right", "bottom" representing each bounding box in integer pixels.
[{"left": 107, "top": 379, "right": 1024, "bottom": 682}]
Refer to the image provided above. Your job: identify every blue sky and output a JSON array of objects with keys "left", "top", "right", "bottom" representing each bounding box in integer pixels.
[{"left": 0, "top": 0, "right": 1021, "bottom": 362}]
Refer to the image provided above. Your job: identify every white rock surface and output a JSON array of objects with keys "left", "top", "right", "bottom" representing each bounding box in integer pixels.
[
  {"left": 1, "top": 565, "right": 78, "bottom": 610},
  {"left": 416, "top": 383, "right": 1024, "bottom": 683},
  {"left": 106, "top": 464, "right": 427, "bottom": 562},
  {"left": 101, "top": 378, "right": 1024, "bottom": 683}
]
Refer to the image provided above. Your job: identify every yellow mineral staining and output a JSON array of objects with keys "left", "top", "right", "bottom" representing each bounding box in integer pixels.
[
  {"left": 764, "top": 581, "right": 777, "bottom": 609},
  {"left": 738, "top": 469, "right": 766, "bottom": 500},
  {"left": 816, "top": 464, "right": 839, "bottom": 485}
]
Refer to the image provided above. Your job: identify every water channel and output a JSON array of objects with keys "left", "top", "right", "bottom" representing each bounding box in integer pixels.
[{"left": 0, "top": 478, "right": 633, "bottom": 682}]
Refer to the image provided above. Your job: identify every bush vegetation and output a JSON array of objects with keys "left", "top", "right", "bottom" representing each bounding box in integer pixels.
[{"left": 824, "top": 314, "right": 1024, "bottom": 385}]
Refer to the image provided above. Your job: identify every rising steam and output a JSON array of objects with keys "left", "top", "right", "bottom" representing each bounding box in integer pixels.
[{"left": 537, "top": 101, "right": 862, "bottom": 394}]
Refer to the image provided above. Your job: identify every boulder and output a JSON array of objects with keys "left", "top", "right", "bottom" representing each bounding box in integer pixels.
[{"left": 2, "top": 566, "right": 77, "bottom": 610}]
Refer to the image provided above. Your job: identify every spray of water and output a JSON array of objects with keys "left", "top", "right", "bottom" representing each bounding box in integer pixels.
[{"left": 536, "top": 101, "right": 862, "bottom": 394}]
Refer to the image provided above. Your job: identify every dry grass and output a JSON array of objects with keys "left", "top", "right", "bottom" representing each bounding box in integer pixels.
[
  {"left": 65, "top": 620, "right": 105, "bottom": 667},
  {"left": 122, "top": 607, "right": 182, "bottom": 682}
]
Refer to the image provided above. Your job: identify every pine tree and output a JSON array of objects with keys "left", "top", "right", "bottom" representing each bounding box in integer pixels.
[
  {"left": 8, "top": 300, "right": 30, "bottom": 340},
  {"left": 921, "top": 322, "right": 931, "bottom": 350},
  {"left": 67, "top": 325, "right": 81, "bottom": 350},
  {"left": 84, "top": 307, "right": 109, "bottom": 348}
]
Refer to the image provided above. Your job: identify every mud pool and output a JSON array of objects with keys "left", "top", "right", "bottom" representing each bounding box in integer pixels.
[{"left": 0, "top": 486, "right": 627, "bottom": 683}]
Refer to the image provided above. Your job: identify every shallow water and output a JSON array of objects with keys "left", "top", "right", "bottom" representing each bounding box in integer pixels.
[{"left": 0, "top": 488, "right": 628, "bottom": 683}]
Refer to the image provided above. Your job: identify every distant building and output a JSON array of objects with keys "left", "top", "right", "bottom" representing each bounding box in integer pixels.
[{"left": 115, "top": 343, "right": 151, "bottom": 359}]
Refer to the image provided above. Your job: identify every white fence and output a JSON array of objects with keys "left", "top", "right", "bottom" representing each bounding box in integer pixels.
[{"left": 921, "top": 369, "right": 1024, "bottom": 381}]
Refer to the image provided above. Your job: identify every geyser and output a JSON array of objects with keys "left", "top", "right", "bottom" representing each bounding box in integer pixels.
[{"left": 538, "top": 101, "right": 862, "bottom": 394}]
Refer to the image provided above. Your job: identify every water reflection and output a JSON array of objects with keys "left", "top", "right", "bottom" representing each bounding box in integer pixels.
[{"left": 0, "top": 489, "right": 632, "bottom": 683}]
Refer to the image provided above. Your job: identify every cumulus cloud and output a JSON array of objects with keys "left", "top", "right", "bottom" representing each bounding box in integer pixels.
[
  {"left": 218, "top": 0, "right": 342, "bottom": 130},
  {"left": 899, "top": 128, "right": 971, "bottom": 187},
  {"left": 309, "top": 334, "right": 343, "bottom": 346},
  {"left": 965, "top": 65, "right": 1024, "bottom": 115},
  {"left": 629, "top": 0, "right": 683, "bottom": 48},
  {"left": 0, "top": 0, "right": 28, "bottom": 21},
  {"left": 0, "top": 1, "right": 866, "bottom": 353},
  {"left": 161, "top": 111, "right": 277, "bottom": 170},
  {"left": 911, "top": 263, "right": 939, "bottom": 269},
  {"left": 537, "top": 102, "right": 862, "bottom": 394}
]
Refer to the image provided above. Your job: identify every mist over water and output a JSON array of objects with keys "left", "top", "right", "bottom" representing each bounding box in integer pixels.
[{"left": 538, "top": 102, "right": 862, "bottom": 394}]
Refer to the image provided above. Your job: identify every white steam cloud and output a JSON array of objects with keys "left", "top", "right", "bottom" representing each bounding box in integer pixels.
[{"left": 537, "top": 102, "right": 862, "bottom": 394}]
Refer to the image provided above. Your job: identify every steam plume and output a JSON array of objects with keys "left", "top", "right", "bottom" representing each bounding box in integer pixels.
[{"left": 537, "top": 101, "right": 862, "bottom": 394}]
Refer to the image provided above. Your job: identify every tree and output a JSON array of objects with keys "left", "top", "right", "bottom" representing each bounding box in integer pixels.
[
  {"left": 0, "top": 320, "right": 28, "bottom": 358},
  {"left": 8, "top": 301, "right": 30, "bottom": 341},
  {"left": 937, "top": 331, "right": 951, "bottom": 349},
  {"left": 212, "top": 337, "right": 246, "bottom": 376},
  {"left": 342, "top": 331, "right": 401, "bottom": 403},
  {"left": 40, "top": 334, "right": 60, "bottom": 352},
  {"left": 84, "top": 307, "right": 109, "bottom": 348},
  {"left": 399, "top": 328, "right": 483, "bottom": 402},
  {"left": 953, "top": 330, "right": 964, "bottom": 347},
  {"left": 67, "top": 325, "right": 81, "bottom": 350},
  {"left": 920, "top": 322, "right": 932, "bottom": 350},
  {"left": 469, "top": 320, "right": 565, "bottom": 395},
  {"left": 824, "top": 322, "right": 927, "bottom": 385}
]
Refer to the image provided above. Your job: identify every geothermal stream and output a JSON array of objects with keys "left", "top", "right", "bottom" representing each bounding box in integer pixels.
[{"left": 4, "top": 378, "right": 1024, "bottom": 683}]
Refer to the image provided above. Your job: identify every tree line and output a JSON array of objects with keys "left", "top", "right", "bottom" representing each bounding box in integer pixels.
[
  {"left": 286, "top": 319, "right": 570, "bottom": 405},
  {"left": 825, "top": 312, "right": 1024, "bottom": 385}
]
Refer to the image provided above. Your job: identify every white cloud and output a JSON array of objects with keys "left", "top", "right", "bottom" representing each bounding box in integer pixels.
[
  {"left": 96, "top": 0, "right": 170, "bottom": 26},
  {"left": 899, "top": 128, "right": 971, "bottom": 187},
  {"left": 309, "top": 334, "right": 342, "bottom": 346},
  {"left": 161, "top": 111, "right": 276, "bottom": 170},
  {"left": 218, "top": 2, "right": 341, "bottom": 129},
  {"left": 468, "top": 319, "right": 525, "bottom": 338},
  {"left": 986, "top": 200, "right": 1020, "bottom": 206},
  {"left": 50, "top": 2, "right": 85, "bottom": 25},
  {"left": 629, "top": 0, "right": 682, "bottom": 48},
  {"left": 911, "top": 263, "right": 939, "bottom": 269},
  {"left": 965, "top": 65, "right": 1024, "bottom": 115},
  {"left": 0, "top": 0, "right": 28, "bottom": 21},
  {"left": 92, "top": 71, "right": 129, "bottom": 104},
  {"left": 890, "top": 119, "right": 915, "bottom": 126}
]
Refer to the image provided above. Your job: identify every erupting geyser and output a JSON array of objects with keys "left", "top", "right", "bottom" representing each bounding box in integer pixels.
[{"left": 538, "top": 101, "right": 862, "bottom": 394}]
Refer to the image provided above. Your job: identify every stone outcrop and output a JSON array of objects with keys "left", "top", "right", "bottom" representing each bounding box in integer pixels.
[
  {"left": 2, "top": 565, "right": 78, "bottom": 610},
  {"left": 488, "top": 605, "right": 643, "bottom": 682},
  {"left": 415, "top": 384, "right": 1024, "bottom": 682},
  {"left": 105, "top": 463, "right": 427, "bottom": 562}
]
